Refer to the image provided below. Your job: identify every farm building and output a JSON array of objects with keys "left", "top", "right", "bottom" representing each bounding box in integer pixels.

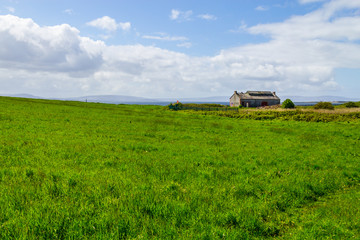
[{"left": 230, "top": 91, "right": 280, "bottom": 107}]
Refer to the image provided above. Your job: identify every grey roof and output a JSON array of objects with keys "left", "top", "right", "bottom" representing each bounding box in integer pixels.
[{"left": 233, "top": 91, "right": 280, "bottom": 100}]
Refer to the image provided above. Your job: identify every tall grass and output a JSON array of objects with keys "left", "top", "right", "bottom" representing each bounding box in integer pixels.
[{"left": 0, "top": 96, "right": 359, "bottom": 239}]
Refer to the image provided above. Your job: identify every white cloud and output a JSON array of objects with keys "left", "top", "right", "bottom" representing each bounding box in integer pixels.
[
  {"left": 255, "top": 6, "right": 268, "bottom": 11},
  {"left": 6, "top": 7, "right": 15, "bottom": 13},
  {"left": 118, "top": 22, "right": 131, "bottom": 31},
  {"left": 87, "top": 16, "right": 117, "bottom": 31},
  {"left": 0, "top": 15, "right": 104, "bottom": 74},
  {"left": 170, "top": 9, "right": 193, "bottom": 21},
  {"left": 142, "top": 33, "right": 191, "bottom": 49},
  {"left": 177, "top": 42, "right": 192, "bottom": 48},
  {"left": 230, "top": 21, "right": 248, "bottom": 33},
  {"left": 170, "top": 9, "right": 180, "bottom": 20},
  {"left": 87, "top": 16, "right": 131, "bottom": 31},
  {"left": 248, "top": 1, "right": 360, "bottom": 42},
  {"left": 64, "top": 9, "right": 74, "bottom": 15},
  {"left": 1, "top": 0, "right": 360, "bottom": 99},
  {"left": 142, "top": 33, "right": 188, "bottom": 41},
  {"left": 99, "top": 34, "right": 112, "bottom": 40},
  {"left": 198, "top": 14, "right": 217, "bottom": 20},
  {"left": 299, "top": 0, "right": 327, "bottom": 4}
]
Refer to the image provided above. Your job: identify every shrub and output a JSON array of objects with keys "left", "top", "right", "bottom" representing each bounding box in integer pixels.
[
  {"left": 344, "top": 102, "right": 358, "bottom": 108},
  {"left": 282, "top": 99, "right": 295, "bottom": 109},
  {"left": 313, "top": 102, "right": 334, "bottom": 110},
  {"left": 168, "top": 102, "right": 183, "bottom": 111}
]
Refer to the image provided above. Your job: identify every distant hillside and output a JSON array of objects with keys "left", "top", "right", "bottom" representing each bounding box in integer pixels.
[
  {"left": 0, "top": 93, "right": 42, "bottom": 99},
  {"left": 161, "top": 96, "right": 229, "bottom": 103},
  {"left": 61, "top": 95, "right": 161, "bottom": 104}
]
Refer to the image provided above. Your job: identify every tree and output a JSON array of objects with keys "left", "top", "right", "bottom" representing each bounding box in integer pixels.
[
  {"left": 282, "top": 99, "right": 295, "bottom": 109},
  {"left": 313, "top": 102, "right": 334, "bottom": 110}
]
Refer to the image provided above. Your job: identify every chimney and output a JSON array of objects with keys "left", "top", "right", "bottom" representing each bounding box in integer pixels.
[
  {"left": 234, "top": 91, "right": 238, "bottom": 94},
  {"left": 273, "top": 91, "right": 276, "bottom": 95}
]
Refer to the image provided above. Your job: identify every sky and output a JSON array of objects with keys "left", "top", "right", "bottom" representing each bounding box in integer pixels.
[{"left": 0, "top": 0, "right": 360, "bottom": 99}]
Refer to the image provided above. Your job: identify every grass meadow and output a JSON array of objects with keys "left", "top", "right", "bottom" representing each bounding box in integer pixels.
[{"left": 0, "top": 96, "right": 359, "bottom": 239}]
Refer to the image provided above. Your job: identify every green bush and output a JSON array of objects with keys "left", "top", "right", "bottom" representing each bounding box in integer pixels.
[
  {"left": 344, "top": 102, "right": 358, "bottom": 108},
  {"left": 282, "top": 99, "right": 295, "bottom": 109},
  {"left": 168, "top": 102, "right": 183, "bottom": 111},
  {"left": 313, "top": 102, "right": 334, "bottom": 110}
]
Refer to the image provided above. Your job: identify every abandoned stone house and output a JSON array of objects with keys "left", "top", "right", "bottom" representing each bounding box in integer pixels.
[{"left": 230, "top": 91, "right": 280, "bottom": 107}]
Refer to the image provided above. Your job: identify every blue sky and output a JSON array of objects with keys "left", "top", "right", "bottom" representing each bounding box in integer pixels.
[
  {"left": 0, "top": 0, "right": 360, "bottom": 99},
  {"left": 3, "top": 0, "right": 323, "bottom": 55}
]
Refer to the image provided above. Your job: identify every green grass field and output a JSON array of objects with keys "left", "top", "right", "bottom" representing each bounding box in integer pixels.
[{"left": 0, "top": 96, "right": 359, "bottom": 239}]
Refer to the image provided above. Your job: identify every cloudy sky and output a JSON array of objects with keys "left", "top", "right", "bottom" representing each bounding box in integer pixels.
[{"left": 0, "top": 0, "right": 360, "bottom": 99}]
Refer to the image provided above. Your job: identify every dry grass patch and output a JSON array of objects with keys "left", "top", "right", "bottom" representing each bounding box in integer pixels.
[
  {"left": 299, "top": 108, "right": 360, "bottom": 114},
  {"left": 240, "top": 107, "right": 360, "bottom": 114}
]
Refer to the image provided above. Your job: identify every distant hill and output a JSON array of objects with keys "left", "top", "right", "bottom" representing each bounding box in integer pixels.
[
  {"left": 161, "top": 96, "right": 229, "bottom": 103},
  {"left": 0, "top": 93, "right": 42, "bottom": 99},
  {"left": 60, "top": 95, "right": 162, "bottom": 104}
]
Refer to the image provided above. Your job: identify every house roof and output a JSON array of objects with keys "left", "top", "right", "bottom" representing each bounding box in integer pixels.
[{"left": 232, "top": 91, "right": 280, "bottom": 100}]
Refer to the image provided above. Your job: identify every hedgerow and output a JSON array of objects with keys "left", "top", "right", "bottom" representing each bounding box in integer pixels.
[
  {"left": 194, "top": 109, "right": 360, "bottom": 122},
  {"left": 344, "top": 101, "right": 359, "bottom": 108}
]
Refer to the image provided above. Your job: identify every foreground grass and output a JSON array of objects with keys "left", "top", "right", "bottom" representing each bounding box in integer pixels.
[
  {"left": 0, "top": 97, "right": 359, "bottom": 239},
  {"left": 279, "top": 187, "right": 360, "bottom": 239}
]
